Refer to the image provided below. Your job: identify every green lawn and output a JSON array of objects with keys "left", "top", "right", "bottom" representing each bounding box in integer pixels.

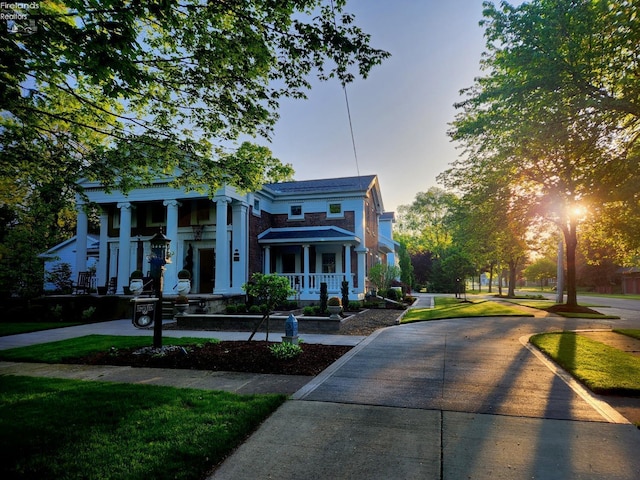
[
  {"left": 402, "top": 297, "right": 533, "bottom": 323},
  {"left": 0, "top": 322, "right": 82, "bottom": 337},
  {"left": 614, "top": 329, "right": 640, "bottom": 341},
  {"left": 0, "top": 335, "right": 217, "bottom": 363},
  {"left": 530, "top": 332, "right": 640, "bottom": 396},
  {"left": 0, "top": 375, "right": 285, "bottom": 479}
]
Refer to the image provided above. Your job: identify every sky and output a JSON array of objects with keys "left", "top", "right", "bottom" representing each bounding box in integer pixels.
[{"left": 260, "top": 0, "right": 495, "bottom": 213}]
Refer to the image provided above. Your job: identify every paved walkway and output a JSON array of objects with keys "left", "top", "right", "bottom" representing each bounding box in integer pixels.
[
  {"left": 0, "top": 320, "right": 364, "bottom": 395},
  {"left": 2, "top": 294, "right": 640, "bottom": 479}
]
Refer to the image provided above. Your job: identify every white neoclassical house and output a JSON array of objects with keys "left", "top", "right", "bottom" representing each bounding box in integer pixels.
[{"left": 73, "top": 174, "right": 397, "bottom": 301}]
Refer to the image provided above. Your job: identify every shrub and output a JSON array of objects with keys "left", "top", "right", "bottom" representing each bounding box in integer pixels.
[
  {"left": 303, "top": 306, "right": 315, "bottom": 316},
  {"left": 327, "top": 296, "right": 341, "bottom": 306},
  {"left": 320, "top": 282, "right": 328, "bottom": 313},
  {"left": 177, "top": 269, "right": 191, "bottom": 279},
  {"left": 236, "top": 304, "right": 247, "bottom": 313},
  {"left": 386, "top": 289, "right": 399, "bottom": 301},
  {"left": 225, "top": 304, "right": 238, "bottom": 314},
  {"left": 81, "top": 306, "right": 96, "bottom": 320},
  {"left": 46, "top": 263, "right": 73, "bottom": 294},
  {"left": 175, "top": 295, "right": 189, "bottom": 305},
  {"left": 347, "top": 301, "right": 361, "bottom": 311},
  {"left": 248, "top": 305, "right": 262, "bottom": 314},
  {"left": 269, "top": 342, "right": 303, "bottom": 360},
  {"left": 341, "top": 281, "right": 350, "bottom": 310},
  {"left": 50, "top": 304, "right": 64, "bottom": 320}
]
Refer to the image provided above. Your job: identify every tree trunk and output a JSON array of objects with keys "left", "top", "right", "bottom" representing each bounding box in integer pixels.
[
  {"left": 488, "top": 263, "right": 494, "bottom": 293},
  {"left": 507, "top": 259, "right": 518, "bottom": 298},
  {"left": 248, "top": 313, "right": 269, "bottom": 341},
  {"left": 564, "top": 224, "right": 579, "bottom": 307}
]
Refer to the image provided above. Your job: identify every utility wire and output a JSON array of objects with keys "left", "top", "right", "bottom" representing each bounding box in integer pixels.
[{"left": 330, "top": 0, "right": 362, "bottom": 184}]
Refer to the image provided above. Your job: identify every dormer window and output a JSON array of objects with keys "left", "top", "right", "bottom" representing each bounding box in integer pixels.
[
  {"left": 328, "top": 202, "right": 342, "bottom": 217},
  {"left": 289, "top": 204, "right": 303, "bottom": 219}
]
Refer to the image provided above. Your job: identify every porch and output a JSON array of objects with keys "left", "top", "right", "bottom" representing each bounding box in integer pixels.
[
  {"left": 280, "top": 273, "right": 356, "bottom": 299},
  {"left": 258, "top": 226, "right": 365, "bottom": 302}
]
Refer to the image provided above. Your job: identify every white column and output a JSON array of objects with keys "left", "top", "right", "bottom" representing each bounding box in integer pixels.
[
  {"left": 163, "top": 199, "right": 180, "bottom": 295},
  {"left": 75, "top": 204, "right": 88, "bottom": 277},
  {"left": 344, "top": 244, "right": 352, "bottom": 290},
  {"left": 214, "top": 197, "right": 230, "bottom": 294},
  {"left": 355, "top": 246, "right": 367, "bottom": 297},
  {"left": 264, "top": 246, "right": 271, "bottom": 274},
  {"left": 303, "top": 244, "right": 310, "bottom": 295},
  {"left": 116, "top": 202, "right": 132, "bottom": 294},
  {"left": 231, "top": 201, "right": 248, "bottom": 293},
  {"left": 97, "top": 210, "right": 109, "bottom": 288}
]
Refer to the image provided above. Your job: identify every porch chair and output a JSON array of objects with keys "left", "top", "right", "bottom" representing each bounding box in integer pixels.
[
  {"left": 72, "top": 271, "right": 92, "bottom": 295},
  {"left": 106, "top": 277, "right": 117, "bottom": 295}
]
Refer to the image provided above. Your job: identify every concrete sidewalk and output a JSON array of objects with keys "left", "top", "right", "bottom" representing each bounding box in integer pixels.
[
  {"left": 3, "top": 296, "right": 640, "bottom": 479},
  {"left": 0, "top": 319, "right": 365, "bottom": 395},
  {"left": 209, "top": 295, "right": 640, "bottom": 479}
]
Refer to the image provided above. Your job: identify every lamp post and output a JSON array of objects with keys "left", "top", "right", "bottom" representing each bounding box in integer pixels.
[{"left": 149, "top": 230, "right": 170, "bottom": 348}]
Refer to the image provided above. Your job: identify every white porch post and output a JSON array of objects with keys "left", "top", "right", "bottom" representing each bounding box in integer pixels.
[
  {"left": 264, "top": 246, "right": 271, "bottom": 274},
  {"left": 163, "top": 199, "right": 180, "bottom": 294},
  {"left": 231, "top": 201, "right": 248, "bottom": 293},
  {"left": 303, "top": 244, "right": 310, "bottom": 295},
  {"left": 116, "top": 202, "right": 132, "bottom": 294},
  {"left": 214, "top": 197, "right": 230, "bottom": 294},
  {"left": 75, "top": 204, "right": 88, "bottom": 277},
  {"left": 344, "top": 244, "right": 352, "bottom": 290},
  {"left": 97, "top": 210, "right": 109, "bottom": 288},
  {"left": 355, "top": 246, "right": 367, "bottom": 297}
]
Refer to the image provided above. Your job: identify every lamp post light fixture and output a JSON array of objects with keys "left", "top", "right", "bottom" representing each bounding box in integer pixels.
[{"left": 149, "top": 230, "right": 171, "bottom": 348}]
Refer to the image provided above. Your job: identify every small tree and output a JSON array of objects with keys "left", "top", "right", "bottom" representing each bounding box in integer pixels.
[
  {"left": 319, "top": 282, "right": 328, "bottom": 313},
  {"left": 523, "top": 258, "right": 557, "bottom": 291},
  {"left": 341, "top": 281, "right": 350, "bottom": 311},
  {"left": 244, "top": 273, "right": 294, "bottom": 342},
  {"left": 368, "top": 264, "right": 401, "bottom": 298},
  {"left": 46, "top": 262, "right": 73, "bottom": 294}
]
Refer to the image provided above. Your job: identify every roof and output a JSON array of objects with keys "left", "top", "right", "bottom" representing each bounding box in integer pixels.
[
  {"left": 39, "top": 235, "right": 100, "bottom": 258},
  {"left": 258, "top": 227, "right": 360, "bottom": 245},
  {"left": 264, "top": 175, "right": 377, "bottom": 195}
]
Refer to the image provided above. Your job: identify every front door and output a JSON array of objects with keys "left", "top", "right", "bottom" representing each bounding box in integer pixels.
[{"left": 199, "top": 248, "right": 215, "bottom": 293}]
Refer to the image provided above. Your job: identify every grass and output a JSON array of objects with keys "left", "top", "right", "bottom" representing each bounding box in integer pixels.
[
  {"left": 402, "top": 297, "right": 533, "bottom": 323},
  {"left": 530, "top": 332, "right": 640, "bottom": 396},
  {"left": 0, "top": 375, "right": 285, "bottom": 480},
  {"left": 614, "top": 329, "right": 640, "bottom": 341},
  {"left": 0, "top": 335, "right": 217, "bottom": 363},
  {"left": 0, "top": 322, "right": 82, "bottom": 337}
]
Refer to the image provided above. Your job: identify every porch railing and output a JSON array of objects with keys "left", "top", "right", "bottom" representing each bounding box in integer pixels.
[{"left": 280, "top": 273, "right": 355, "bottom": 294}]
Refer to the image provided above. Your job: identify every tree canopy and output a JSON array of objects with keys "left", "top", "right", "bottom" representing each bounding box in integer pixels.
[
  {"left": 447, "top": 0, "right": 640, "bottom": 306},
  {"left": 1, "top": 0, "right": 390, "bottom": 201}
]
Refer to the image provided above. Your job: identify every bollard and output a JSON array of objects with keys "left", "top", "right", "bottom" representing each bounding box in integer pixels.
[{"left": 282, "top": 312, "right": 299, "bottom": 345}]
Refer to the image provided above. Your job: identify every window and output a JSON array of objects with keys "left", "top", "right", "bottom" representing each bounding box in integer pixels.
[
  {"left": 282, "top": 254, "right": 296, "bottom": 273},
  {"left": 252, "top": 198, "right": 261, "bottom": 216},
  {"left": 289, "top": 204, "right": 303, "bottom": 218},
  {"left": 322, "top": 253, "right": 336, "bottom": 273},
  {"left": 328, "top": 202, "right": 342, "bottom": 216}
]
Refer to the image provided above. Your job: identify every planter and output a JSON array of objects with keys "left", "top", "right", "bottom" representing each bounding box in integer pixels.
[
  {"left": 327, "top": 305, "right": 342, "bottom": 320},
  {"left": 175, "top": 304, "right": 189, "bottom": 314},
  {"left": 129, "top": 279, "right": 144, "bottom": 296},
  {"left": 176, "top": 279, "right": 191, "bottom": 295}
]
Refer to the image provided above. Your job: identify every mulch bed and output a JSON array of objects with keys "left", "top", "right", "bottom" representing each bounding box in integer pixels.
[
  {"left": 69, "top": 341, "right": 352, "bottom": 376},
  {"left": 65, "top": 308, "right": 404, "bottom": 377}
]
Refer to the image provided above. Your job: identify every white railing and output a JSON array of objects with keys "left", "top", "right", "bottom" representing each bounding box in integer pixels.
[{"left": 280, "top": 273, "right": 355, "bottom": 294}]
